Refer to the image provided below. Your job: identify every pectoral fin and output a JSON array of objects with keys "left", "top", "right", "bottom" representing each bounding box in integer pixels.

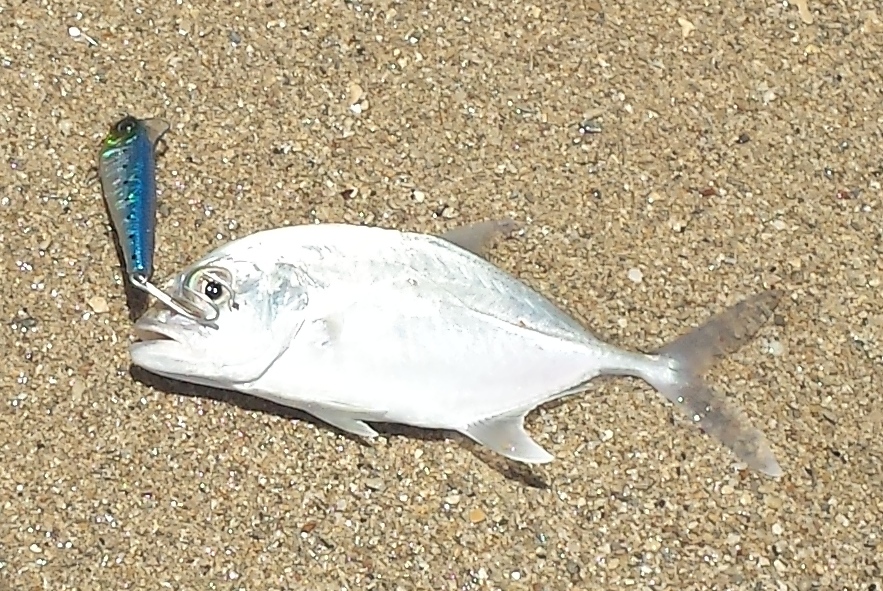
[
  {"left": 462, "top": 412, "right": 555, "bottom": 464},
  {"left": 306, "top": 406, "right": 380, "bottom": 438}
]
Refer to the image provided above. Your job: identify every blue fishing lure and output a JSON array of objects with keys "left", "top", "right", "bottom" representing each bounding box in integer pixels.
[
  {"left": 97, "top": 115, "right": 214, "bottom": 323},
  {"left": 97, "top": 115, "right": 169, "bottom": 285}
]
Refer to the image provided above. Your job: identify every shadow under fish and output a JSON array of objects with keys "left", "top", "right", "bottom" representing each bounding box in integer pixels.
[{"left": 129, "top": 363, "right": 550, "bottom": 489}]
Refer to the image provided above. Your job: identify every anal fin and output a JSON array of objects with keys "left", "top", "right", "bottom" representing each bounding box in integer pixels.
[{"left": 462, "top": 413, "right": 554, "bottom": 464}]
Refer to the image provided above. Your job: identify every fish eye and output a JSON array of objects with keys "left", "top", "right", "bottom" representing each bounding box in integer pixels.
[
  {"left": 204, "top": 280, "right": 224, "bottom": 301},
  {"left": 185, "top": 267, "right": 234, "bottom": 310}
]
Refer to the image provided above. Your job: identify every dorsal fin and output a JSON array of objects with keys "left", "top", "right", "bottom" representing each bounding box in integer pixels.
[{"left": 440, "top": 219, "right": 520, "bottom": 259}]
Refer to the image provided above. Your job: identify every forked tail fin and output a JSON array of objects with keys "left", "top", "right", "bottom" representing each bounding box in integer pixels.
[{"left": 647, "top": 290, "right": 785, "bottom": 477}]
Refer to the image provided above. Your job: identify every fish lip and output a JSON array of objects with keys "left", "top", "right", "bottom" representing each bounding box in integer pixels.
[
  {"left": 129, "top": 313, "right": 207, "bottom": 379},
  {"left": 132, "top": 316, "right": 188, "bottom": 343}
]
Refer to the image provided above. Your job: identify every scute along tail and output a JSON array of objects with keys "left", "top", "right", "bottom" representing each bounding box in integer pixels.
[{"left": 646, "top": 290, "right": 784, "bottom": 477}]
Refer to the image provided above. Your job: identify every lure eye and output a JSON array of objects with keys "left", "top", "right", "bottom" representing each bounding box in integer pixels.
[{"left": 115, "top": 117, "right": 136, "bottom": 136}]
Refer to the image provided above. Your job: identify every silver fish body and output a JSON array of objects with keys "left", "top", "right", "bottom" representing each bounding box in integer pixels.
[{"left": 131, "top": 222, "right": 784, "bottom": 477}]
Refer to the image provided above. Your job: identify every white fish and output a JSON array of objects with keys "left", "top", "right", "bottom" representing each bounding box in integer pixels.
[{"left": 130, "top": 221, "right": 784, "bottom": 477}]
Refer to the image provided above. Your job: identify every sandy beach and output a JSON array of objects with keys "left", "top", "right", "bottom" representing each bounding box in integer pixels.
[{"left": 1, "top": 0, "right": 880, "bottom": 589}]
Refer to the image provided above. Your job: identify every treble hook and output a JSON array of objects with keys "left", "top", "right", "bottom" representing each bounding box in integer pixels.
[{"left": 130, "top": 274, "right": 220, "bottom": 329}]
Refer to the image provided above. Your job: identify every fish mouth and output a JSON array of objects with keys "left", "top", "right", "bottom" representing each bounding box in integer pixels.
[
  {"left": 129, "top": 314, "right": 205, "bottom": 379},
  {"left": 132, "top": 316, "right": 188, "bottom": 344}
]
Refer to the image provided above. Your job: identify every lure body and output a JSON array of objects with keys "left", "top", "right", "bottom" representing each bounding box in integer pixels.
[{"left": 98, "top": 115, "right": 169, "bottom": 283}]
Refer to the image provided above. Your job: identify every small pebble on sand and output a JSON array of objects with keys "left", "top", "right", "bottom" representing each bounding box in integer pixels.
[
  {"left": 468, "top": 508, "right": 487, "bottom": 524},
  {"left": 87, "top": 296, "right": 109, "bottom": 314}
]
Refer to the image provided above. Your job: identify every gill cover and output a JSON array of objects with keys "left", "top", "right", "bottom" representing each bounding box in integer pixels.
[{"left": 132, "top": 262, "right": 310, "bottom": 386}]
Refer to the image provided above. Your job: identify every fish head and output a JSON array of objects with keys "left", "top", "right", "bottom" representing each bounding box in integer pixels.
[{"left": 130, "top": 254, "right": 310, "bottom": 388}]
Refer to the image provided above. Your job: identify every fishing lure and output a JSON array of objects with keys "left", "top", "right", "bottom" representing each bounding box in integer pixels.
[{"left": 97, "top": 115, "right": 218, "bottom": 323}]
